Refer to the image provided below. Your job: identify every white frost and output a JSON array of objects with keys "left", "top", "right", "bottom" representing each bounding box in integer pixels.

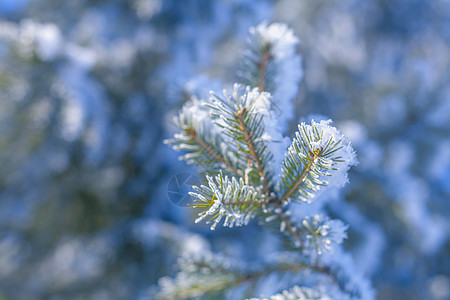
[{"left": 249, "top": 22, "right": 303, "bottom": 132}]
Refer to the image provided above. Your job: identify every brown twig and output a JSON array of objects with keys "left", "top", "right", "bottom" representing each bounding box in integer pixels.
[
  {"left": 275, "top": 203, "right": 303, "bottom": 247},
  {"left": 236, "top": 107, "right": 270, "bottom": 198},
  {"left": 257, "top": 44, "right": 271, "bottom": 92}
]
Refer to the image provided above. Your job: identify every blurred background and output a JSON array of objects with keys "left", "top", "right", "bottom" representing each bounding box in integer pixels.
[{"left": 0, "top": 0, "right": 449, "bottom": 299}]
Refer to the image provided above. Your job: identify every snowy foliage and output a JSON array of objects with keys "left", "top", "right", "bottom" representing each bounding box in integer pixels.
[
  {"left": 250, "top": 285, "right": 331, "bottom": 300},
  {"left": 278, "top": 119, "right": 357, "bottom": 204},
  {"left": 191, "top": 172, "right": 262, "bottom": 229},
  {"left": 301, "top": 215, "right": 348, "bottom": 255},
  {"left": 164, "top": 21, "right": 371, "bottom": 299},
  {"left": 242, "top": 22, "right": 303, "bottom": 131}
]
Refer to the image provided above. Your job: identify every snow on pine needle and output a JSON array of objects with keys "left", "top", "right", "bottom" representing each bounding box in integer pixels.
[
  {"left": 302, "top": 215, "right": 348, "bottom": 255},
  {"left": 278, "top": 119, "right": 357, "bottom": 204},
  {"left": 242, "top": 22, "right": 302, "bottom": 131},
  {"left": 163, "top": 21, "right": 371, "bottom": 300},
  {"left": 208, "top": 84, "right": 275, "bottom": 190},
  {"left": 190, "top": 172, "right": 263, "bottom": 230},
  {"left": 249, "top": 285, "right": 331, "bottom": 300},
  {"left": 164, "top": 97, "right": 240, "bottom": 175}
]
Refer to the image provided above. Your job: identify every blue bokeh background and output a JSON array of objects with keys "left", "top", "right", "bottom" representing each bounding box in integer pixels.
[{"left": 0, "top": 0, "right": 448, "bottom": 299}]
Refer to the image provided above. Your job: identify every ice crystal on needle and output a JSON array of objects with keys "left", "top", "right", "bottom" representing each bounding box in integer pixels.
[{"left": 190, "top": 172, "right": 261, "bottom": 230}]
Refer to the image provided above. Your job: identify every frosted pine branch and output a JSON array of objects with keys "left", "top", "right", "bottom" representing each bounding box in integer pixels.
[
  {"left": 163, "top": 21, "right": 371, "bottom": 300},
  {"left": 164, "top": 98, "right": 240, "bottom": 175},
  {"left": 241, "top": 22, "right": 303, "bottom": 131},
  {"left": 302, "top": 215, "right": 348, "bottom": 255},
  {"left": 157, "top": 251, "right": 334, "bottom": 300},
  {"left": 190, "top": 172, "right": 262, "bottom": 230},
  {"left": 249, "top": 285, "right": 331, "bottom": 300},
  {"left": 208, "top": 85, "right": 275, "bottom": 193},
  {"left": 157, "top": 253, "right": 242, "bottom": 299},
  {"left": 278, "top": 119, "right": 357, "bottom": 204},
  {"left": 263, "top": 206, "right": 348, "bottom": 253}
]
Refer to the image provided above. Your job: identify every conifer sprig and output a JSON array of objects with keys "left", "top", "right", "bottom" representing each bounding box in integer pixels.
[
  {"left": 278, "top": 120, "right": 356, "bottom": 204},
  {"left": 157, "top": 251, "right": 332, "bottom": 300},
  {"left": 242, "top": 26, "right": 275, "bottom": 94},
  {"left": 163, "top": 22, "right": 367, "bottom": 300},
  {"left": 249, "top": 285, "right": 328, "bottom": 300},
  {"left": 208, "top": 85, "right": 274, "bottom": 193},
  {"left": 164, "top": 100, "right": 241, "bottom": 176},
  {"left": 241, "top": 22, "right": 302, "bottom": 131},
  {"left": 190, "top": 172, "right": 263, "bottom": 230}
]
